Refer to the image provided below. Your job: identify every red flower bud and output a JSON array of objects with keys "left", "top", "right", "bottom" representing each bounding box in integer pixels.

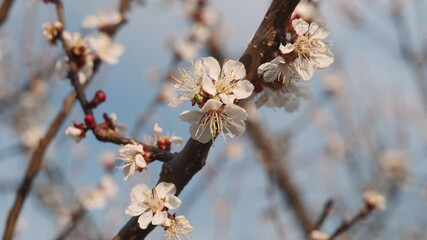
[
  {"left": 93, "top": 90, "right": 107, "bottom": 104},
  {"left": 84, "top": 114, "right": 97, "bottom": 129}
]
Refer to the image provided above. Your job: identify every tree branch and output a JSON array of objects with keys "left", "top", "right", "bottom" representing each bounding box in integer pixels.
[{"left": 113, "top": 0, "right": 301, "bottom": 238}]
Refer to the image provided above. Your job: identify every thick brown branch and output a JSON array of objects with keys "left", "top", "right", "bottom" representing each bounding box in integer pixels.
[{"left": 113, "top": 0, "right": 301, "bottom": 239}]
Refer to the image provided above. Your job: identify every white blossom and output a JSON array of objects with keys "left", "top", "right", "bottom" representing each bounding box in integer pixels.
[
  {"left": 363, "top": 190, "right": 386, "bottom": 211},
  {"left": 170, "top": 58, "right": 206, "bottom": 107},
  {"left": 164, "top": 215, "right": 194, "bottom": 240},
  {"left": 115, "top": 143, "right": 147, "bottom": 180},
  {"left": 180, "top": 99, "right": 248, "bottom": 143},
  {"left": 125, "top": 183, "right": 182, "bottom": 229},
  {"left": 42, "top": 22, "right": 63, "bottom": 43},
  {"left": 258, "top": 55, "right": 298, "bottom": 83},
  {"left": 65, "top": 125, "right": 84, "bottom": 143},
  {"left": 82, "top": 10, "right": 122, "bottom": 29},
  {"left": 283, "top": 18, "right": 334, "bottom": 80},
  {"left": 109, "top": 112, "right": 127, "bottom": 133},
  {"left": 201, "top": 57, "right": 254, "bottom": 104},
  {"left": 62, "top": 31, "right": 86, "bottom": 50},
  {"left": 55, "top": 56, "right": 94, "bottom": 84},
  {"left": 87, "top": 34, "right": 124, "bottom": 64}
]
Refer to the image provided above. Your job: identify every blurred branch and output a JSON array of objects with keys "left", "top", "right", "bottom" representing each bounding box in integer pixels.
[
  {"left": 113, "top": 0, "right": 301, "bottom": 239},
  {"left": 0, "top": 0, "right": 15, "bottom": 27},
  {"left": 3, "top": 90, "right": 77, "bottom": 240},
  {"left": 2, "top": 1, "right": 132, "bottom": 239},
  {"left": 246, "top": 116, "right": 313, "bottom": 235}
]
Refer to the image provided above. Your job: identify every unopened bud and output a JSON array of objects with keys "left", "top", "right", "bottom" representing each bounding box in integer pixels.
[
  {"left": 84, "top": 114, "right": 97, "bottom": 129},
  {"left": 91, "top": 90, "right": 107, "bottom": 107}
]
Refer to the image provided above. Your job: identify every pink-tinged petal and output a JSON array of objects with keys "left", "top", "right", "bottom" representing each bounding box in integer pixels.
[
  {"left": 202, "top": 56, "right": 221, "bottom": 80},
  {"left": 295, "top": 58, "right": 315, "bottom": 81},
  {"left": 232, "top": 80, "right": 254, "bottom": 99},
  {"left": 156, "top": 182, "right": 177, "bottom": 198},
  {"left": 280, "top": 43, "right": 295, "bottom": 54},
  {"left": 219, "top": 93, "right": 233, "bottom": 105},
  {"left": 200, "top": 99, "right": 222, "bottom": 112},
  {"left": 201, "top": 76, "right": 217, "bottom": 96},
  {"left": 312, "top": 50, "right": 334, "bottom": 69},
  {"left": 164, "top": 196, "right": 182, "bottom": 209},
  {"left": 125, "top": 201, "right": 146, "bottom": 216},
  {"left": 190, "top": 123, "right": 212, "bottom": 143},
  {"left": 138, "top": 211, "right": 153, "bottom": 229},
  {"left": 180, "top": 110, "right": 204, "bottom": 124},
  {"left": 223, "top": 60, "right": 246, "bottom": 80},
  {"left": 135, "top": 154, "right": 147, "bottom": 168},
  {"left": 292, "top": 18, "right": 309, "bottom": 36},
  {"left": 309, "top": 22, "right": 329, "bottom": 39},
  {"left": 151, "top": 211, "right": 168, "bottom": 226}
]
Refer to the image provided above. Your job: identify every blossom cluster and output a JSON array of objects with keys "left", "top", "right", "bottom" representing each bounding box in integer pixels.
[
  {"left": 171, "top": 57, "right": 254, "bottom": 143},
  {"left": 42, "top": 10, "right": 125, "bottom": 84},
  {"left": 125, "top": 182, "right": 193, "bottom": 239},
  {"left": 257, "top": 18, "right": 334, "bottom": 111}
]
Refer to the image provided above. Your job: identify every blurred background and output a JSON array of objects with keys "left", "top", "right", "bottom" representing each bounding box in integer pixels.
[{"left": 1, "top": 0, "right": 427, "bottom": 239}]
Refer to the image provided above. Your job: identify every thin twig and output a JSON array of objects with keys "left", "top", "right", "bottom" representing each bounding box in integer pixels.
[
  {"left": 328, "top": 206, "right": 374, "bottom": 240},
  {"left": 313, "top": 199, "right": 334, "bottom": 231}
]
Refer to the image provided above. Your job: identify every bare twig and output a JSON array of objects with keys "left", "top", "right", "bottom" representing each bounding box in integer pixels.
[
  {"left": 313, "top": 199, "right": 334, "bottom": 231},
  {"left": 328, "top": 205, "right": 374, "bottom": 240}
]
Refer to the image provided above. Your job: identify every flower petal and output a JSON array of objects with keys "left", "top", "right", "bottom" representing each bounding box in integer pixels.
[
  {"left": 180, "top": 110, "right": 204, "bottom": 124},
  {"left": 130, "top": 184, "right": 150, "bottom": 202},
  {"left": 152, "top": 211, "right": 168, "bottom": 226},
  {"left": 202, "top": 56, "right": 221, "bottom": 80},
  {"left": 190, "top": 123, "right": 212, "bottom": 143},
  {"left": 135, "top": 154, "right": 147, "bottom": 168},
  {"left": 138, "top": 211, "right": 153, "bottom": 229},
  {"left": 155, "top": 182, "right": 177, "bottom": 198},
  {"left": 125, "top": 201, "right": 146, "bottom": 216},
  {"left": 280, "top": 43, "right": 295, "bottom": 54},
  {"left": 164, "top": 196, "right": 182, "bottom": 210},
  {"left": 292, "top": 18, "right": 309, "bottom": 36},
  {"left": 222, "top": 60, "right": 246, "bottom": 80},
  {"left": 232, "top": 80, "right": 254, "bottom": 99},
  {"left": 200, "top": 99, "right": 222, "bottom": 112}
]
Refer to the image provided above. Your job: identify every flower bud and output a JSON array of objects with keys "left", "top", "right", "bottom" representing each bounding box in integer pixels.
[{"left": 84, "top": 114, "right": 97, "bottom": 129}]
